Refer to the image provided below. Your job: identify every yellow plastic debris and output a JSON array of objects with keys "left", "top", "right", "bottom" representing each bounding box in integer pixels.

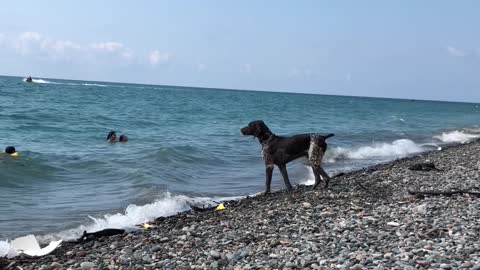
[
  {"left": 215, "top": 203, "right": 225, "bottom": 211},
  {"left": 135, "top": 223, "right": 154, "bottom": 229}
]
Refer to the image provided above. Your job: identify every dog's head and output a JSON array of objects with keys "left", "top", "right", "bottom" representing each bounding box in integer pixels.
[{"left": 241, "top": 120, "right": 270, "bottom": 137}]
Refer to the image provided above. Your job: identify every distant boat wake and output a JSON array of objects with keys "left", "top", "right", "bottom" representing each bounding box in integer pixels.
[
  {"left": 23, "top": 78, "right": 55, "bottom": 84},
  {"left": 23, "top": 78, "right": 110, "bottom": 87}
]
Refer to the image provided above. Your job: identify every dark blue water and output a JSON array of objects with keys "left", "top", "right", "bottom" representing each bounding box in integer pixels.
[{"left": 0, "top": 75, "right": 479, "bottom": 243}]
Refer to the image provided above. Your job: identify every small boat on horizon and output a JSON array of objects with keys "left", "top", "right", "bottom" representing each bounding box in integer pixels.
[{"left": 25, "top": 76, "right": 33, "bottom": 83}]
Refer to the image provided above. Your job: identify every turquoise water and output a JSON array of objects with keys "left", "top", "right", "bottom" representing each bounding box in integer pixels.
[{"left": 1, "top": 75, "right": 479, "bottom": 243}]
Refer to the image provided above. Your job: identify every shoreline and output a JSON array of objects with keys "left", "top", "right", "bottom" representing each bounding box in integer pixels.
[{"left": 2, "top": 140, "right": 480, "bottom": 269}]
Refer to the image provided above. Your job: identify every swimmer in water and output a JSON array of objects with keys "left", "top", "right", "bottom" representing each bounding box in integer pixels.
[
  {"left": 119, "top": 135, "right": 128, "bottom": 143},
  {"left": 3, "top": 146, "right": 19, "bottom": 156},
  {"left": 107, "top": 131, "right": 117, "bottom": 143}
]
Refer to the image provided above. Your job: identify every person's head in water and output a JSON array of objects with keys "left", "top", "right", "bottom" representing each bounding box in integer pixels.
[
  {"left": 5, "top": 146, "right": 16, "bottom": 154},
  {"left": 4, "top": 146, "right": 19, "bottom": 156},
  {"left": 119, "top": 135, "right": 128, "bottom": 143},
  {"left": 107, "top": 131, "right": 117, "bottom": 143}
]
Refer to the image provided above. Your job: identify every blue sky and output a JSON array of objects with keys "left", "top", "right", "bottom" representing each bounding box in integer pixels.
[{"left": 0, "top": 1, "right": 479, "bottom": 102}]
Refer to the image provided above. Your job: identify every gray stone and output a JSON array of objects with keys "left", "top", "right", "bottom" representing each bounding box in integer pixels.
[
  {"left": 226, "top": 253, "right": 235, "bottom": 261},
  {"left": 80, "top": 261, "right": 95, "bottom": 270},
  {"left": 210, "top": 250, "right": 221, "bottom": 260},
  {"left": 210, "top": 261, "right": 219, "bottom": 269},
  {"left": 50, "top": 262, "right": 61, "bottom": 268},
  {"left": 76, "top": 250, "right": 87, "bottom": 257},
  {"left": 142, "top": 255, "right": 152, "bottom": 264},
  {"left": 151, "top": 245, "right": 162, "bottom": 252},
  {"left": 351, "top": 264, "right": 364, "bottom": 270}
]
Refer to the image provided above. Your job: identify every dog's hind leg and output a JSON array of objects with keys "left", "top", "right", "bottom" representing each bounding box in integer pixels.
[
  {"left": 311, "top": 166, "right": 323, "bottom": 189},
  {"left": 318, "top": 166, "right": 330, "bottom": 189},
  {"left": 278, "top": 164, "right": 293, "bottom": 190},
  {"left": 309, "top": 134, "right": 329, "bottom": 189}
]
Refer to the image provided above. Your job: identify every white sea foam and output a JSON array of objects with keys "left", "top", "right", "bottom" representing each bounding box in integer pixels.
[
  {"left": 32, "top": 79, "right": 51, "bottom": 84},
  {"left": 35, "top": 192, "right": 241, "bottom": 244},
  {"left": 82, "top": 83, "right": 108, "bottom": 87},
  {"left": 299, "top": 128, "right": 479, "bottom": 186},
  {"left": 0, "top": 240, "right": 17, "bottom": 258},
  {"left": 302, "top": 167, "right": 316, "bottom": 186},
  {"left": 23, "top": 78, "right": 60, "bottom": 84},
  {"left": 433, "top": 130, "right": 480, "bottom": 143},
  {"left": 1, "top": 192, "right": 242, "bottom": 256},
  {"left": 326, "top": 139, "right": 424, "bottom": 163}
]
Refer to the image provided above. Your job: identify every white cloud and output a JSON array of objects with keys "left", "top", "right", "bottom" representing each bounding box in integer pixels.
[
  {"left": 0, "top": 31, "right": 141, "bottom": 64},
  {"left": 121, "top": 48, "right": 134, "bottom": 60},
  {"left": 288, "top": 67, "right": 317, "bottom": 78},
  {"left": 243, "top": 63, "right": 252, "bottom": 73},
  {"left": 1, "top": 31, "right": 175, "bottom": 67},
  {"left": 14, "top": 31, "right": 45, "bottom": 54},
  {"left": 446, "top": 46, "right": 467, "bottom": 57},
  {"left": 149, "top": 50, "right": 171, "bottom": 65},
  {"left": 346, "top": 72, "right": 352, "bottom": 81},
  {"left": 288, "top": 67, "right": 301, "bottom": 78},
  {"left": 303, "top": 68, "right": 313, "bottom": 77},
  {"left": 197, "top": 63, "right": 206, "bottom": 72},
  {"left": 91, "top": 42, "right": 124, "bottom": 52}
]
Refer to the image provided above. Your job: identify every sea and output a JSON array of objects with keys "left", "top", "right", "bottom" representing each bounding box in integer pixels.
[{"left": 1, "top": 75, "right": 479, "bottom": 254}]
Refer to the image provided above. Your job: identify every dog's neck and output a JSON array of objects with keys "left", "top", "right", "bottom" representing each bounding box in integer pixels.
[{"left": 258, "top": 131, "right": 273, "bottom": 144}]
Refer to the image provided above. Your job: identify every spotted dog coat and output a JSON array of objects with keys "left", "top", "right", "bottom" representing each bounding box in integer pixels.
[
  {"left": 241, "top": 120, "right": 334, "bottom": 194},
  {"left": 308, "top": 135, "right": 325, "bottom": 166}
]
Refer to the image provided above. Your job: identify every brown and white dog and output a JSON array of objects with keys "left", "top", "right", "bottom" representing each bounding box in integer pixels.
[{"left": 241, "top": 120, "right": 334, "bottom": 194}]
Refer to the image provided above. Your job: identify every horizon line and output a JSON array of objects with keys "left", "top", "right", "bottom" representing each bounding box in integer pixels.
[{"left": 0, "top": 73, "right": 477, "bottom": 105}]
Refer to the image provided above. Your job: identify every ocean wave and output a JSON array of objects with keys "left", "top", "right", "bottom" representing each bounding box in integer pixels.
[
  {"left": 0, "top": 240, "right": 17, "bottom": 258},
  {"left": 325, "top": 139, "right": 424, "bottom": 163},
  {"left": 0, "top": 192, "right": 242, "bottom": 257},
  {"left": 82, "top": 83, "right": 108, "bottom": 87},
  {"left": 35, "top": 192, "right": 241, "bottom": 243},
  {"left": 433, "top": 128, "right": 480, "bottom": 143}
]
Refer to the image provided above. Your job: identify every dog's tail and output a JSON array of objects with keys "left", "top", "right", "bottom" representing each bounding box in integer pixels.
[{"left": 323, "top": 133, "right": 335, "bottom": 140}]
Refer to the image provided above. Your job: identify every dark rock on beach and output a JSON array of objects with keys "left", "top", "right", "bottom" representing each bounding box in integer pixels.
[{"left": 2, "top": 140, "right": 480, "bottom": 269}]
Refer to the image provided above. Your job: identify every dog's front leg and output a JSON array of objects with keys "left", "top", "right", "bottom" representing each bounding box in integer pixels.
[{"left": 264, "top": 164, "right": 274, "bottom": 194}]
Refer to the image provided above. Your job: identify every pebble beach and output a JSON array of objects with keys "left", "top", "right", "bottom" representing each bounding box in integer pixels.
[{"left": 2, "top": 140, "right": 480, "bottom": 270}]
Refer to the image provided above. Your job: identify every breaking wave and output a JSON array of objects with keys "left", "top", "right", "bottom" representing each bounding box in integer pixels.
[
  {"left": 1, "top": 192, "right": 242, "bottom": 257},
  {"left": 433, "top": 128, "right": 480, "bottom": 143},
  {"left": 325, "top": 128, "right": 480, "bottom": 163},
  {"left": 37, "top": 192, "right": 240, "bottom": 243},
  {"left": 325, "top": 139, "right": 424, "bottom": 163}
]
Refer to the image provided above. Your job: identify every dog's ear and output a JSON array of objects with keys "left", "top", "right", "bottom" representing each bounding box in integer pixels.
[
  {"left": 253, "top": 121, "right": 262, "bottom": 137},
  {"left": 253, "top": 120, "right": 267, "bottom": 137}
]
